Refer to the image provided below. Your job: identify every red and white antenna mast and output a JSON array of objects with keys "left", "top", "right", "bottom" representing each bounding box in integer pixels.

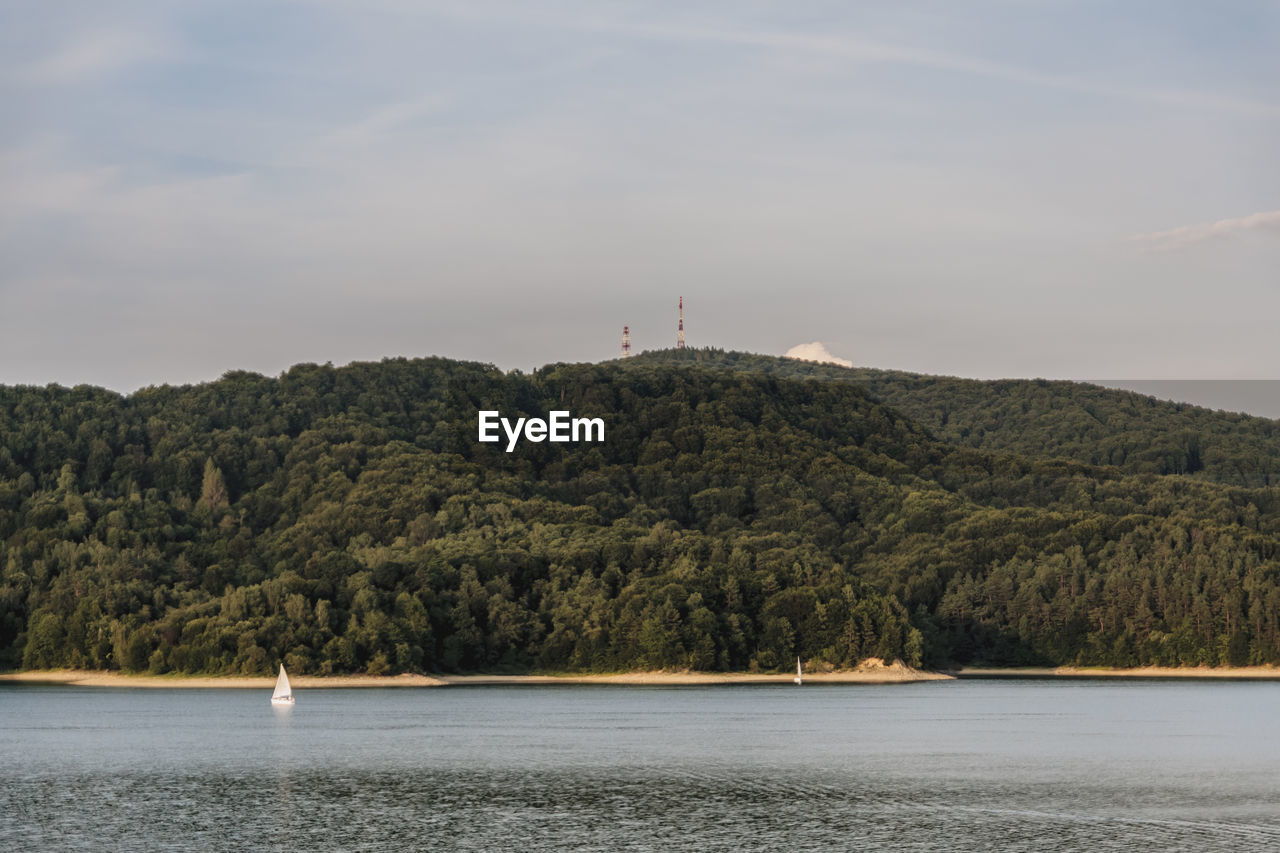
[
  {"left": 621, "top": 325, "right": 631, "bottom": 358},
  {"left": 677, "top": 296, "right": 686, "bottom": 349}
]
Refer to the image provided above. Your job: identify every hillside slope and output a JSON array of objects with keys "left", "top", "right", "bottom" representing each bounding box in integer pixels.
[{"left": 629, "top": 348, "right": 1280, "bottom": 487}]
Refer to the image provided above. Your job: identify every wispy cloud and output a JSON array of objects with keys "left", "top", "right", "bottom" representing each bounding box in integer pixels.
[
  {"left": 1129, "top": 211, "right": 1280, "bottom": 252},
  {"left": 310, "top": 96, "right": 453, "bottom": 161},
  {"left": 21, "top": 29, "right": 171, "bottom": 85},
  {"left": 298, "top": 2, "right": 1280, "bottom": 117},
  {"left": 784, "top": 342, "right": 852, "bottom": 368},
  {"left": 601, "top": 22, "right": 1280, "bottom": 118}
]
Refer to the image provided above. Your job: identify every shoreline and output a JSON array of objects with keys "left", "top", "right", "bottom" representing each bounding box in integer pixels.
[
  {"left": 440, "top": 664, "right": 950, "bottom": 685},
  {"left": 955, "top": 665, "right": 1280, "bottom": 680},
  {"left": 0, "top": 671, "right": 451, "bottom": 689},
  {"left": 7, "top": 663, "right": 1280, "bottom": 688},
  {"left": 0, "top": 662, "right": 945, "bottom": 688}
]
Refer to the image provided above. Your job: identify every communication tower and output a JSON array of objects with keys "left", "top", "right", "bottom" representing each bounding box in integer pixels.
[
  {"left": 677, "top": 297, "right": 686, "bottom": 349},
  {"left": 621, "top": 325, "right": 631, "bottom": 358}
]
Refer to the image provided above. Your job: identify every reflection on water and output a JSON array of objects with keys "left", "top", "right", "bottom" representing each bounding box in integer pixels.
[{"left": 4, "top": 681, "right": 1280, "bottom": 851}]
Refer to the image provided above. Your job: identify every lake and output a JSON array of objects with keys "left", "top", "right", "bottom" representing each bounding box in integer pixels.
[{"left": 4, "top": 679, "right": 1280, "bottom": 851}]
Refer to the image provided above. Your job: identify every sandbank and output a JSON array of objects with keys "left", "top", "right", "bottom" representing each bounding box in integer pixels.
[
  {"left": 442, "top": 663, "right": 950, "bottom": 686},
  {"left": 0, "top": 670, "right": 448, "bottom": 688},
  {"left": 956, "top": 665, "right": 1280, "bottom": 680}
]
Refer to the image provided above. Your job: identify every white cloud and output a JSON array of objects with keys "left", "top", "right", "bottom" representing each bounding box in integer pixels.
[
  {"left": 1129, "top": 210, "right": 1280, "bottom": 252},
  {"left": 784, "top": 342, "right": 852, "bottom": 368}
]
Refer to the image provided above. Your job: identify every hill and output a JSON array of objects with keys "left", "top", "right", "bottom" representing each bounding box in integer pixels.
[
  {"left": 2, "top": 354, "right": 1280, "bottom": 675},
  {"left": 629, "top": 348, "right": 1280, "bottom": 487}
]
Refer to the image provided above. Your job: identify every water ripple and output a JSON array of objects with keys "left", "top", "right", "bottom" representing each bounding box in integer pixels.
[{"left": 6, "top": 767, "right": 1280, "bottom": 852}]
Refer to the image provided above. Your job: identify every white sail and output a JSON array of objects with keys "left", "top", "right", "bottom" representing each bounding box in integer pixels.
[
  {"left": 794, "top": 657, "right": 803, "bottom": 685},
  {"left": 271, "top": 664, "right": 294, "bottom": 704}
]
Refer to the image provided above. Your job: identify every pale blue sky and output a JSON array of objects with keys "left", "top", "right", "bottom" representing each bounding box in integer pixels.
[{"left": 2, "top": 1, "right": 1278, "bottom": 393}]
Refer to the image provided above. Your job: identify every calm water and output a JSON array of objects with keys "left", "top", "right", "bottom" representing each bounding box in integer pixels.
[{"left": 4, "top": 680, "right": 1280, "bottom": 851}]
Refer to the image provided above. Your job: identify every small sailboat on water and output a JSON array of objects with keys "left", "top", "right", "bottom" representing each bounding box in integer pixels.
[
  {"left": 271, "top": 663, "right": 295, "bottom": 706},
  {"left": 794, "top": 657, "right": 803, "bottom": 686}
]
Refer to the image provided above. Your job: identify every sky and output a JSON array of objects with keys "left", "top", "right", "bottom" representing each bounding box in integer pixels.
[{"left": 2, "top": 1, "right": 1279, "bottom": 399}]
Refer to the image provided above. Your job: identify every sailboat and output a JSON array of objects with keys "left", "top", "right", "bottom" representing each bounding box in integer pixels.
[
  {"left": 271, "top": 663, "right": 295, "bottom": 706},
  {"left": 794, "top": 657, "right": 803, "bottom": 686}
]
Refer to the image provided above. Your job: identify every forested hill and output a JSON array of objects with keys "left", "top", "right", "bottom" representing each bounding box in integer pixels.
[
  {"left": 4, "top": 355, "right": 1280, "bottom": 676},
  {"left": 630, "top": 349, "right": 1280, "bottom": 487}
]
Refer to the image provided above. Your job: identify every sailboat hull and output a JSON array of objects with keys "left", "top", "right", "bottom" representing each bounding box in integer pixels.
[{"left": 271, "top": 696, "right": 295, "bottom": 706}]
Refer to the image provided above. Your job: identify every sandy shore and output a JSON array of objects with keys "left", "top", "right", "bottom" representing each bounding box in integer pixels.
[
  {"left": 956, "top": 665, "right": 1280, "bottom": 680},
  {"left": 442, "top": 664, "right": 951, "bottom": 686},
  {"left": 13, "top": 663, "right": 1271, "bottom": 688},
  {"left": 0, "top": 661, "right": 945, "bottom": 688},
  {"left": 0, "top": 670, "right": 450, "bottom": 688}
]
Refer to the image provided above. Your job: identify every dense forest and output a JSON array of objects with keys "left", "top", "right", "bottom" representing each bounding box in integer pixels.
[{"left": 3, "top": 350, "right": 1280, "bottom": 676}]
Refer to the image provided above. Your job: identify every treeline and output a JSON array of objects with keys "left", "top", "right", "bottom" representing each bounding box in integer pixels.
[{"left": 3, "top": 353, "right": 1280, "bottom": 675}]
